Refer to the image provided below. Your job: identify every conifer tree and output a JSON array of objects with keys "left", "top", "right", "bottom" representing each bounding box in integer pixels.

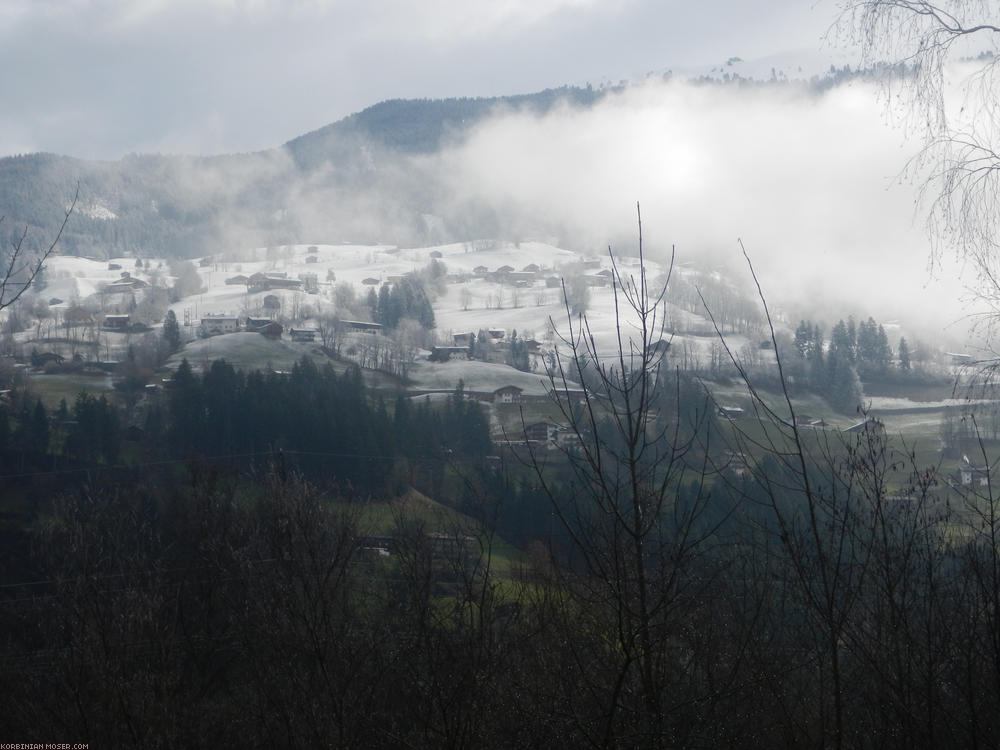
[{"left": 898, "top": 336, "right": 911, "bottom": 371}]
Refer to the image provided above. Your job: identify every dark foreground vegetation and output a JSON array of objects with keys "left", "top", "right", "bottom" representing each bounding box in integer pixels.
[
  {"left": 3, "top": 360, "right": 1000, "bottom": 749},
  {"left": 1, "top": 256, "right": 999, "bottom": 750}
]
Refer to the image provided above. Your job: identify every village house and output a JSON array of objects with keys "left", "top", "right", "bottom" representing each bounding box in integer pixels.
[
  {"left": 524, "top": 421, "right": 558, "bottom": 446},
  {"left": 200, "top": 314, "right": 240, "bottom": 336},
  {"left": 248, "top": 272, "right": 303, "bottom": 291},
  {"left": 493, "top": 385, "right": 523, "bottom": 404},
  {"left": 429, "top": 346, "right": 470, "bottom": 362},
  {"left": 553, "top": 427, "right": 584, "bottom": 451},
  {"left": 342, "top": 320, "right": 383, "bottom": 335},
  {"left": 246, "top": 317, "right": 283, "bottom": 338},
  {"left": 103, "top": 314, "right": 131, "bottom": 331},
  {"left": 959, "top": 455, "right": 991, "bottom": 487}
]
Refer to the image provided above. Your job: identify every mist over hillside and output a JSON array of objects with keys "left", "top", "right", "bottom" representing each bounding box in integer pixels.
[
  {"left": 0, "top": 70, "right": 979, "bottom": 340},
  {"left": 0, "top": 87, "right": 607, "bottom": 260}
]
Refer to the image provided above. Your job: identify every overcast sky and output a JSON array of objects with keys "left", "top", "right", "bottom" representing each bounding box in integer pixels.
[{"left": 0, "top": 0, "right": 845, "bottom": 159}]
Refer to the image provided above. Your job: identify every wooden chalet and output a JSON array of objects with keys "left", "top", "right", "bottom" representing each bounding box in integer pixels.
[
  {"left": 493, "top": 385, "right": 523, "bottom": 404},
  {"left": 200, "top": 315, "right": 240, "bottom": 335}
]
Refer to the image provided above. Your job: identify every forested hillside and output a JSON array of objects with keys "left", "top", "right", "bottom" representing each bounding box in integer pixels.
[{"left": 0, "top": 87, "right": 606, "bottom": 260}]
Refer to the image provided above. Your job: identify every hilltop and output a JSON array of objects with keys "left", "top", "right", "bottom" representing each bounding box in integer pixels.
[{"left": 0, "top": 88, "right": 608, "bottom": 260}]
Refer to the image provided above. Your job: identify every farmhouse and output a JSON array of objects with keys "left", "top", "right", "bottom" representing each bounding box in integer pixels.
[
  {"left": 290, "top": 328, "right": 318, "bottom": 342},
  {"left": 493, "top": 385, "right": 523, "bottom": 404},
  {"left": 200, "top": 314, "right": 240, "bottom": 335},
  {"left": 246, "top": 318, "right": 283, "bottom": 337},
  {"left": 959, "top": 455, "right": 990, "bottom": 486},
  {"left": 248, "top": 272, "right": 303, "bottom": 291},
  {"left": 429, "top": 346, "right": 470, "bottom": 362},
  {"left": 104, "top": 275, "right": 148, "bottom": 293},
  {"left": 103, "top": 314, "right": 131, "bottom": 330},
  {"left": 225, "top": 275, "right": 249, "bottom": 285},
  {"left": 524, "top": 421, "right": 558, "bottom": 445},
  {"left": 342, "top": 320, "right": 383, "bottom": 334}
]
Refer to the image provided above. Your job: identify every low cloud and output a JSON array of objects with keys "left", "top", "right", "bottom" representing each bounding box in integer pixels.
[{"left": 432, "top": 77, "right": 975, "bottom": 337}]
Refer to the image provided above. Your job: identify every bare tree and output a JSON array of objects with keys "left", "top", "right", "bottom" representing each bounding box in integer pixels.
[
  {"left": 837, "top": 3, "right": 1000, "bottom": 289},
  {"left": 0, "top": 187, "right": 76, "bottom": 312},
  {"left": 526, "top": 207, "right": 738, "bottom": 746}
]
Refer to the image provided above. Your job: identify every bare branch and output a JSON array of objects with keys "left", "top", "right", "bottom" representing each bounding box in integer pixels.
[{"left": 0, "top": 185, "right": 78, "bottom": 312}]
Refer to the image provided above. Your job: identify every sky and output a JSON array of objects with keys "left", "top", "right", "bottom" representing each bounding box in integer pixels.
[{"left": 0, "top": 0, "right": 846, "bottom": 159}]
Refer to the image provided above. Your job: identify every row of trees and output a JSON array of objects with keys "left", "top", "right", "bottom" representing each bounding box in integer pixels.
[
  {"left": 0, "top": 392, "right": 120, "bottom": 465},
  {"left": 785, "top": 314, "right": 929, "bottom": 411},
  {"left": 366, "top": 275, "right": 436, "bottom": 330}
]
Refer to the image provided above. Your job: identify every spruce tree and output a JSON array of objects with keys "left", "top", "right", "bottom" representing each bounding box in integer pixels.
[
  {"left": 898, "top": 337, "right": 911, "bottom": 371},
  {"left": 163, "top": 309, "right": 181, "bottom": 352}
]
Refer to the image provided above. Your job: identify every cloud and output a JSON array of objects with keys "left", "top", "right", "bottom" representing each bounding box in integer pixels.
[{"left": 432, "top": 77, "right": 974, "bottom": 335}]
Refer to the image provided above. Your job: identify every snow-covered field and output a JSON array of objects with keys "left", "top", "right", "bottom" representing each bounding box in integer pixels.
[{"left": 20, "top": 240, "right": 734, "bottom": 398}]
